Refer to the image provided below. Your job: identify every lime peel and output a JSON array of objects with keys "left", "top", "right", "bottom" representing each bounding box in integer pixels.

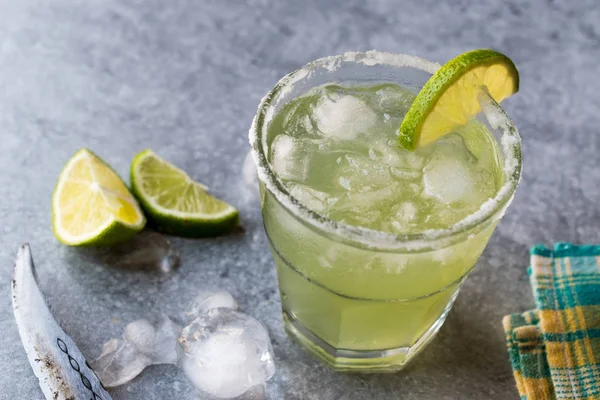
[
  {"left": 130, "top": 149, "right": 239, "bottom": 238},
  {"left": 52, "top": 148, "right": 145, "bottom": 246},
  {"left": 399, "top": 49, "right": 519, "bottom": 150}
]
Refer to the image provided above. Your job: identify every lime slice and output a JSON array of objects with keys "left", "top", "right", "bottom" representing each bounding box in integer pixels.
[
  {"left": 399, "top": 49, "right": 519, "bottom": 150},
  {"left": 52, "top": 149, "right": 146, "bottom": 246},
  {"left": 130, "top": 149, "right": 239, "bottom": 237}
]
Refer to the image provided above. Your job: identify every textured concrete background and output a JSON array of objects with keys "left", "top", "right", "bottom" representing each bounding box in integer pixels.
[{"left": 1, "top": 0, "right": 599, "bottom": 399}]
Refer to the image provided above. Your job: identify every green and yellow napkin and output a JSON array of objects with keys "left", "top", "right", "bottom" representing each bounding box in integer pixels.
[{"left": 503, "top": 243, "right": 600, "bottom": 399}]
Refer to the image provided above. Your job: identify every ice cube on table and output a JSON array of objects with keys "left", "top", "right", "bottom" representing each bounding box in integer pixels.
[
  {"left": 90, "top": 338, "right": 151, "bottom": 387},
  {"left": 186, "top": 288, "right": 238, "bottom": 320},
  {"left": 313, "top": 95, "right": 376, "bottom": 140},
  {"left": 177, "top": 308, "right": 276, "bottom": 399},
  {"left": 423, "top": 155, "right": 475, "bottom": 204},
  {"left": 123, "top": 319, "right": 156, "bottom": 350},
  {"left": 122, "top": 315, "right": 180, "bottom": 363},
  {"left": 149, "top": 315, "right": 182, "bottom": 364},
  {"left": 90, "top": 315, "right": 181, "bottom": 387},
  {"left": 91, "top": 291, "right": 276, "bottom": 396},
  {"left": 236, "top": 384, "right": 268, "bottom": 400},
  {"left": 270, "top": 134, "right": 312, "bottom": 182},
  {"left": 78, "top": 230, "right": 181, "bottom": 273}
]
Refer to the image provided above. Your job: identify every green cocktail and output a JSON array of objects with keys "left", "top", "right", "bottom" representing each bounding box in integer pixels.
[{"left": 250, "top": 52, "right": 521, "bottom": 371}]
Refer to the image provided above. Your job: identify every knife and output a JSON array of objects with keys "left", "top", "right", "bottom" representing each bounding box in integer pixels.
[{"left": 11, "top": 244, "right": 113, "bottom": 400}]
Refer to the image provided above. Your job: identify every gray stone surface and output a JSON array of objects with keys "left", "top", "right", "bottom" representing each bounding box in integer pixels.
[{"left": 1, "top": 0, "right": 599, "bottom": 399}]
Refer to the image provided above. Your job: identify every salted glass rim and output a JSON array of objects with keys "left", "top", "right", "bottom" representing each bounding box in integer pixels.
[{"left": 248, "top": 51, "right": 522, "bottom": 251}]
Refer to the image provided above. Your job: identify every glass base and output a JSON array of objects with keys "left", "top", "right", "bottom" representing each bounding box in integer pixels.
[{"left": 282, "top": 299, "right": 454, "bottom": 373}]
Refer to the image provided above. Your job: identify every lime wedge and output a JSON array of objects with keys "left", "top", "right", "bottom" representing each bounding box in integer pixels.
[
  {"left": 130, "top": 149, "right": 239, "bottom": 237},
  {"left": 399, "top": 49, "right": 519, "bottom": 150},
  {"left": 52, "top": 149, "right": 146, "bottom": 246}
]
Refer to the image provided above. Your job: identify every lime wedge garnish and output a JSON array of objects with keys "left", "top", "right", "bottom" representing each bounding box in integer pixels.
[
  {"left": 399, "top": 49, "right": 519, "bottom": 150},
  {"left": 130, "top": 149, "right": 238, "bottom": 237},
  {"left": 52, "top": 149, "right": 146, "bottom": 246}
]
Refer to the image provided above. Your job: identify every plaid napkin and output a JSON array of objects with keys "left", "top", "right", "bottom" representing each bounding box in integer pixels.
[{"left": 503, "top": 243, "right": 600, "bottom": 400}]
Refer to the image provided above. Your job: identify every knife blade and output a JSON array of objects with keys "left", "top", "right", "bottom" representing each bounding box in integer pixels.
[{"left": 11, "top": 244, "right": 113, "bottom": 400}]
